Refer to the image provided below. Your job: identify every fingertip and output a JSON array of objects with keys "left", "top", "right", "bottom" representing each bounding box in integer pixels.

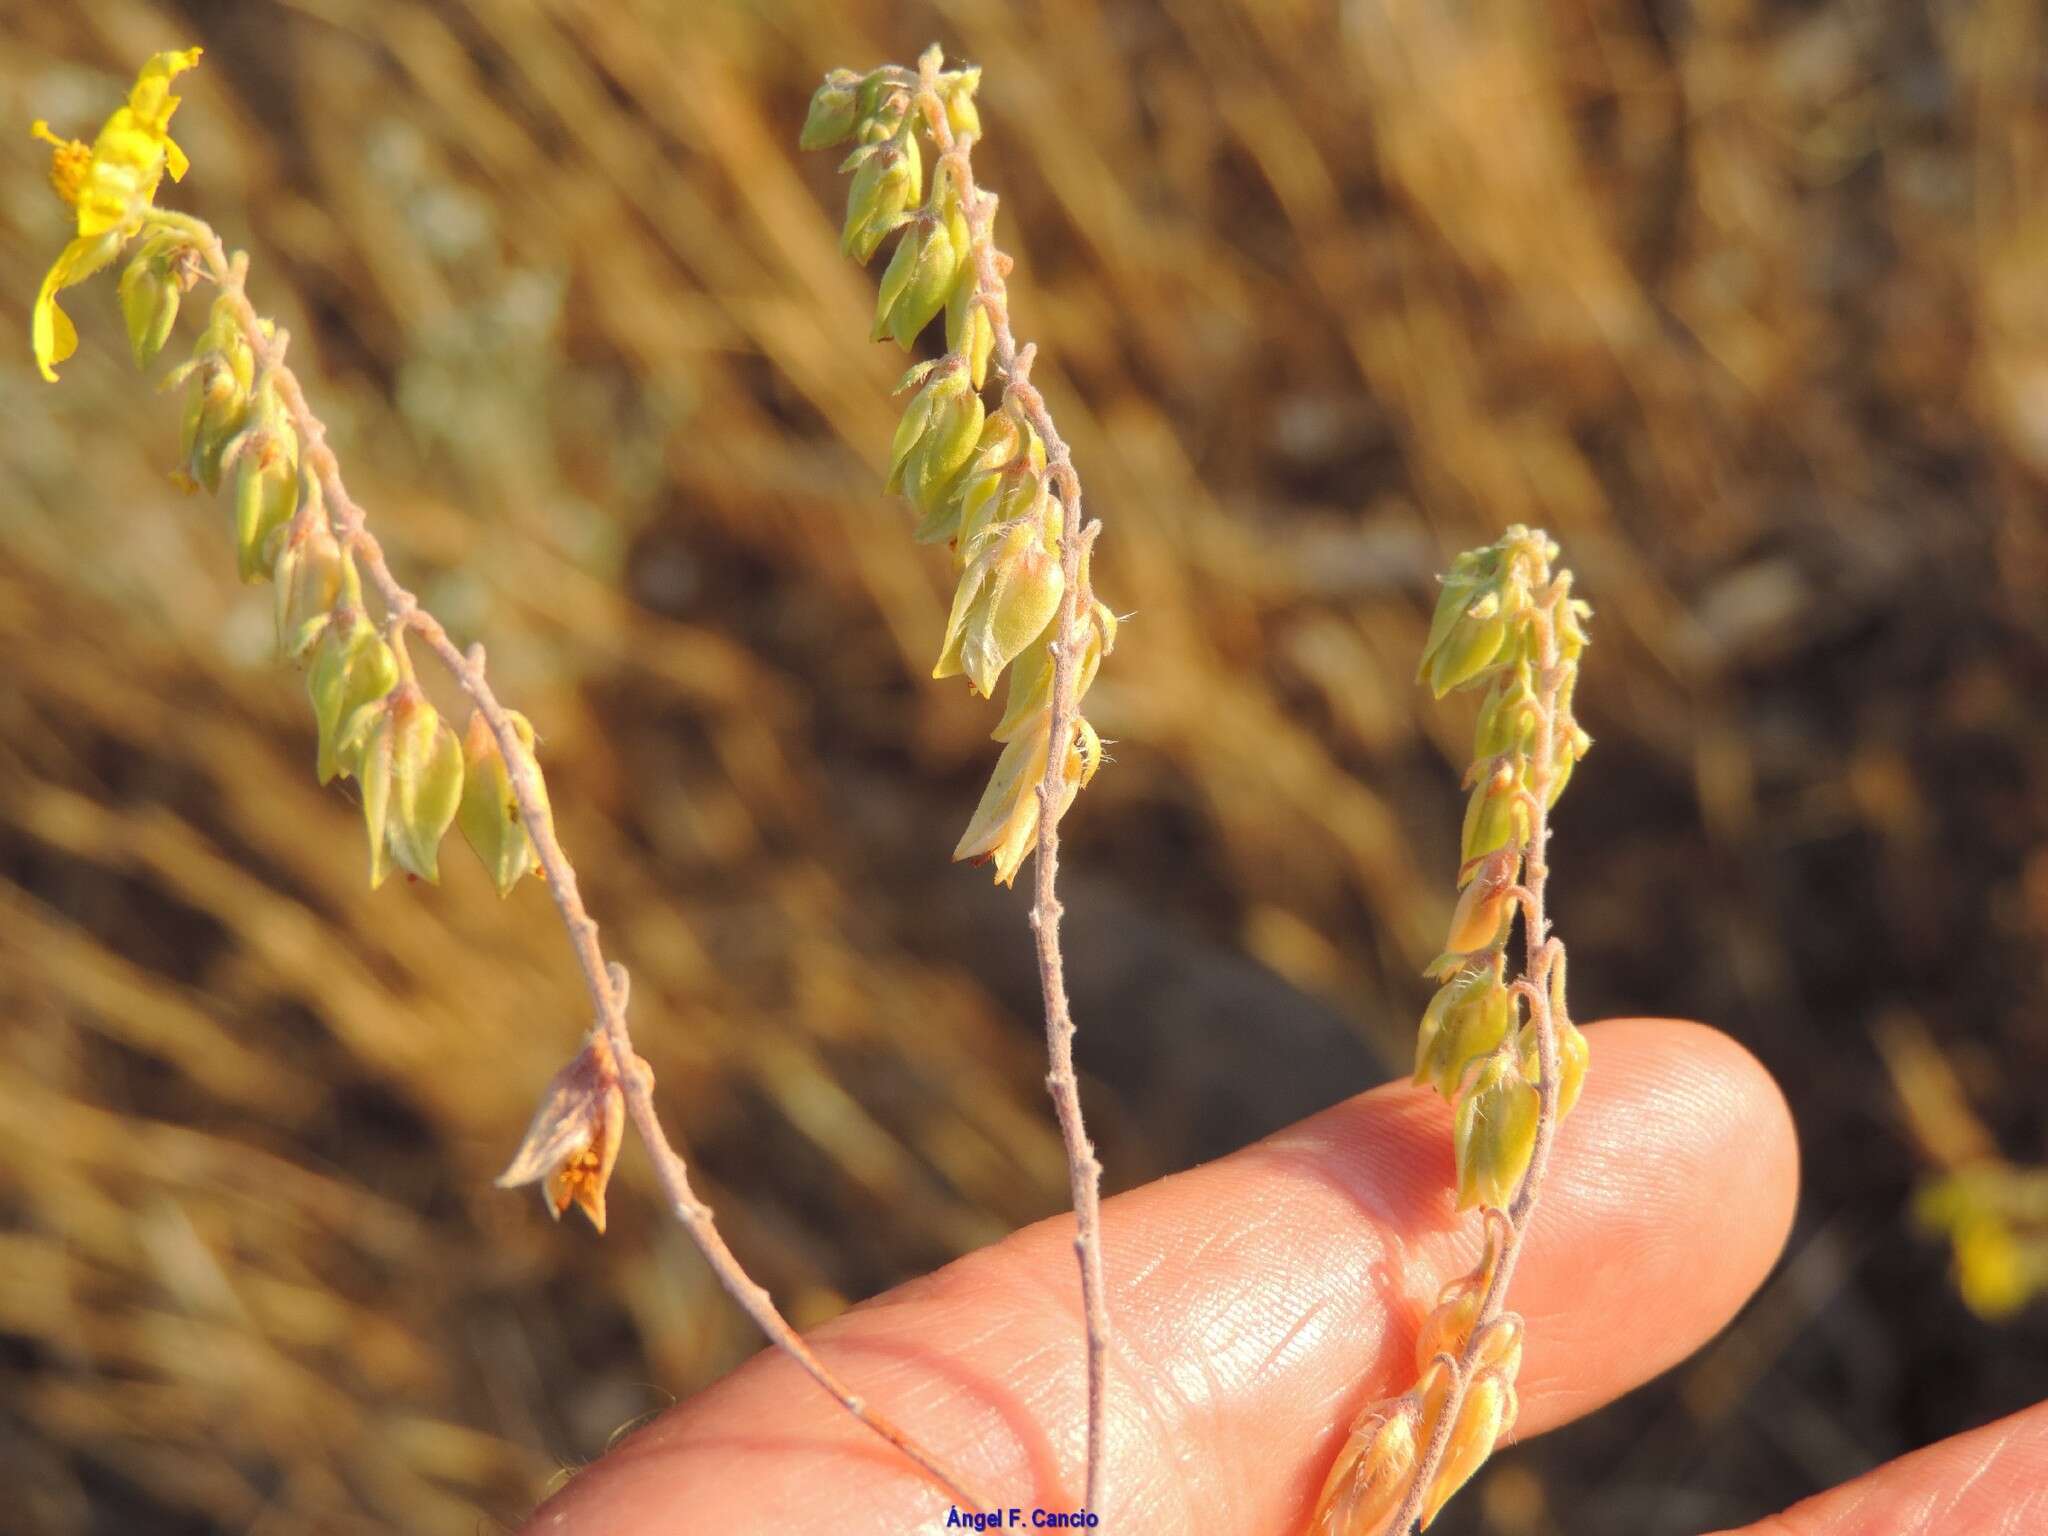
[{"left": 1513, "top": 1018, "right": 1800, "bottom": 1430}]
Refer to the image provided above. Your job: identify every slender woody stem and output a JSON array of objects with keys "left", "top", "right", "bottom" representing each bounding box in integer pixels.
[
  {"left": 910, "top": 56, "right": 1113, "bottom": 1514},
  {"left": 1388, "top": 598, "right": 1568, "bottom": 1536},
  {"left": 151, "top": 209, "right": 983, "bottom": 1514}
]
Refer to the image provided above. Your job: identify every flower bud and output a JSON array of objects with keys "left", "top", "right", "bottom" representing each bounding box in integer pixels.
[
  {"left": 940, "top": 67, "right": 983, "bottom": 141},
  {"left": 1413, "top": 962, "right": 1513, "bottom": 1100},
  {"left": 1472, "top": 660, "right": 1539, "bottom": 759},
  {"left": 1453, "top": 1054, "right": 1540, "bottom": 1212},
  {"left": 175, "top": 298, "right": 258, "bottom": 493},
  {"left": 946, "top": 266, "right": 997, "bottom": 390},
  {"left": 1545, "top": 719, "right": 1593, "bottom": 807},
  {"left": 840, "top": 141, "right": 918, "bottom": 263},
  {"left": 458, "top": 709, "right": 547, "bottom": 896},
  {"left": 227, "top": 388, "right": 300, "bottom": 583},
  {"left": 855, "top": 74, "right": 905, "bottom": 135},
  {"left": 355, "top": 690, "right": 465, "bottom": 887},
  {"left": 934, "top": 519, "right": 1065, "bottom": 698},
  {"left": 1517, "top": 1013, "right": 1589, "bottom": 1120},
  {"left": 993, "top": 599, "right": 1115, "bottom": 742},
  {"left": 799, "top": 72, "right": 862, "bottom": 150},
  {"left": 306, "top": 615, "right": 397, "bottom": 784},
  {"left": 1459, "top": 758, "right": 1529, "bottom": 868},
  {"left": 1305, "top": 1395, "right": 1421, "bottom": 1536},
  {"left": 872, "top": 210, "right": 961, "bottom": 349},
  {"left": 1558, "top": 594, "right": 1592, "bottom": 662},
  {"left": 272, "top": 515, "right": 354, "bottom": 663},
  {"left": 117, "top": 232, "right": 184, "bottom": 369}
]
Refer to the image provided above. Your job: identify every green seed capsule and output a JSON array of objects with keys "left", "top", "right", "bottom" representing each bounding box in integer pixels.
[
  {"left": 307, "top": 616, "right": 397, "bottom": 784},
  {"left": 118, "top": 235, "right": 183, "bottom": 369},
  {"left": 1453, "top": 1055, "right": 1539, "bottom": 1211},
  {"left": 799, "top": 74, "right": 860, "bottom": 150},
  {"left": 457, "top": 709, "right": 546, "bottom": 897}
]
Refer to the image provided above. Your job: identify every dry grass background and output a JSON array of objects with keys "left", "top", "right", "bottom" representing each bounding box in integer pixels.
[{"left": 3, "top": 0, "right": 2046, "bottom": 1532}]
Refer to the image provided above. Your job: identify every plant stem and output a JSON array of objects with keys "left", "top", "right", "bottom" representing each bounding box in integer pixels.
[
  {"left": 1387, "top": 598, "right": 1568, "bottom": 1536},
  {"left": 910, "top": 57, "right": 1113, "bottom": 1514},
  {"left": 154, "top": 209, "right": 984, "bottom": 1514}
]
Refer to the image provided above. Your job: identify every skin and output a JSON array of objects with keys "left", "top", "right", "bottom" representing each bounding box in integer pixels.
[{"left": 521, "top": 1019, "right": 2048, "bottom": 1535}]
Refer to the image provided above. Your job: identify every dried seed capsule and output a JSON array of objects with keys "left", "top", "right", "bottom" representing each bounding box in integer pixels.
[
  {"left": 1452, "top": 1054, "right": 1540, "bottom": 1212},
  {"left": 496, "top": 1037, "right": 645, "bottom": 1233},
  {"left": 1305, "top": 1394, "right": 1421, "bottom": 1536},
  {"left": 1412, "top": 1211, "right": 1510, "bottom": 1371},
  {"left": 458, "top": 709, "right": 547, "bottom": 897},
  {"left": 1418, "top": 1365, "right": 1518, "bottom": 1528},
  {"left": 1443, "top": 852, "right": 1516, "bottom": 954}
]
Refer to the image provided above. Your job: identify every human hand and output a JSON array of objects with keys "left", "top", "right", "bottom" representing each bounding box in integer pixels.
[{"left": 521, "top": 1020, "right": 2045, "bottom": 1535}]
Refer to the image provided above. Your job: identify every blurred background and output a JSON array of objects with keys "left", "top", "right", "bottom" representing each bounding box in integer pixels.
[{"left": 3, "top": 0, "right": 2046, "bottom": 1532}]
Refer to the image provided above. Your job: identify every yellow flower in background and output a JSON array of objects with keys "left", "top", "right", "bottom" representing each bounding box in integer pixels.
[{"left": 31, "top": 46, "right": 202, "bottom": 380}]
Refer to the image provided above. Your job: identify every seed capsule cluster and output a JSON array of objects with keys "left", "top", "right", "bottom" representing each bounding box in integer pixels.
[
  {"left": 1310, "top": 526, "right": 1592, "bottom": 1536},
  {"left": 30, "top": 42, "right": 550, "bottom": 901},
  {"left": 803, "top": 56, "right": 1117, "bottom": 886}
]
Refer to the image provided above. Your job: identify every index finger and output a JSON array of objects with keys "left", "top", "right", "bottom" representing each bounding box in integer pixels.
[{"left": 524, "top": 1018, "right": 1797, "bottom": 1534}]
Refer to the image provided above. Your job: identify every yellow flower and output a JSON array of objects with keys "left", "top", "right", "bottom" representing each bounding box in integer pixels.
[{"left": 31, "top": 47, "right": 202, "bottom": 380}]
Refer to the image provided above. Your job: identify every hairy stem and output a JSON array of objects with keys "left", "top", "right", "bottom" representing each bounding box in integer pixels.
[
  {"left": 152, "top": 208, "right": 984, "bottom": 1513},
  {"left": 1389, "top": 600, "right": 1567, "bottom": 1535},
  {"left": 908, "top": 55, "right": 1113, "bottom": 1512}
]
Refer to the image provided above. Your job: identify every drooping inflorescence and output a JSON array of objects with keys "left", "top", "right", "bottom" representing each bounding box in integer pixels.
[
  {"left": 1309, "top": 526, "right": 1592, "bottom": 1535},
  {"left": 801, "top": 52, "right": 1117, "bottom": 887},
  {"left": 34, "top": 50, "right": 550, "bottom": 908},
  {"left": 804, "top": 49, "right": 1120, "bottom": 1512},
  {"left": 33, "top": 48, "right": 983, "bottom": 1509}
]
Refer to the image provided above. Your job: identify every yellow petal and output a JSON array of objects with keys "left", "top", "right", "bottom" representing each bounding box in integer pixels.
[
  {"left": 164, "top": 133, "right": 189, "bottom": 182},
  {"left": 127, "top": 48, "right": 204, "bottom": 131},
  {"left": 33, "top": 231, "right": 121, "bottom": 381}
]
